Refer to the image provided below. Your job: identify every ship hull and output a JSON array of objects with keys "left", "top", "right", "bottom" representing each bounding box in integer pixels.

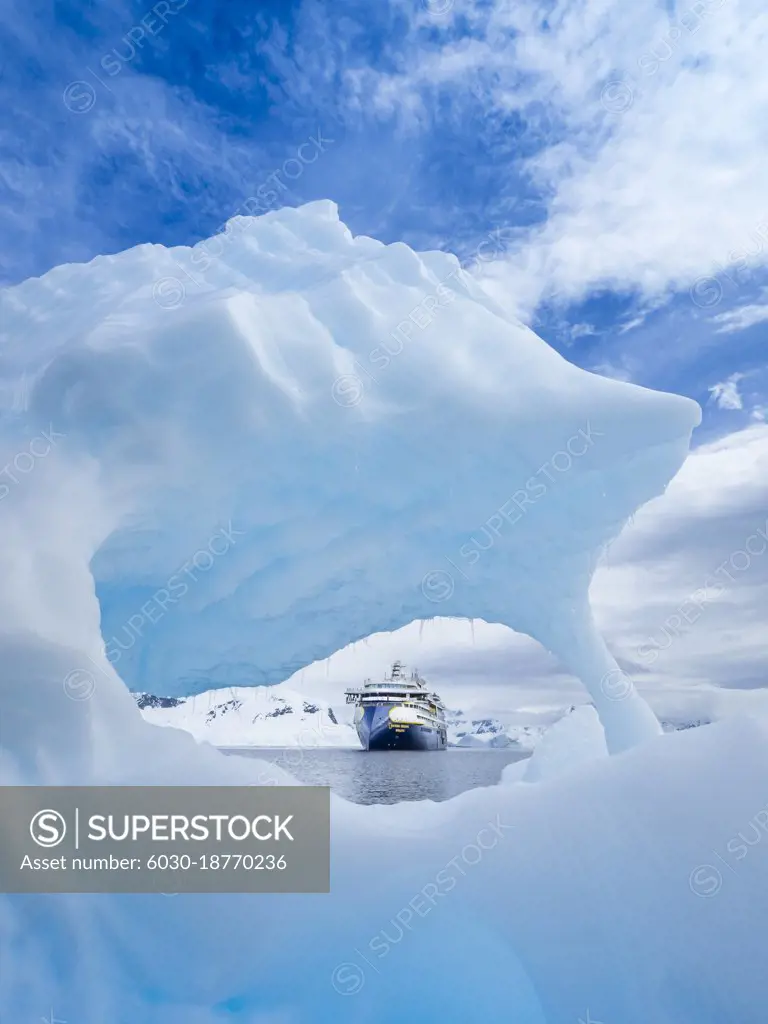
[{"left": 355, "top": 705, "right": 447, "bottom": 751}]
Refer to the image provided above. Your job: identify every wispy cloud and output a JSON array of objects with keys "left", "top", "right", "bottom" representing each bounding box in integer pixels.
[
  {"left": 7, "top": 0, "right": 768, "bottom": 321},
  {"left": 568, "top": 322, "right": 596, "bottom": 342},
  {"left": 369, "top": 0, "right": 768, "bottom": 316},
  {"left": 709, "top": 374, "right": 744, "bottom": 411},
  {"left": 618, "top": 315, "right": 646, "bottom": 334},
  {"left": 713, "top": 302, "right": 768, "bottom": 334}
]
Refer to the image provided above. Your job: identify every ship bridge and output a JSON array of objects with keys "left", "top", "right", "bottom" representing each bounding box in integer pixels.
[{"left": 344, "top": 661, "right": 445, "bottom": 709}]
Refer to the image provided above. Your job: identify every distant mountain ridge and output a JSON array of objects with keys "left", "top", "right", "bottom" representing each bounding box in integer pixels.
[
  {"left": 134, "top": 685, "right": 351, "bottom": 748},
  {"left": 133, "top": 687, "right": 710, "bottom": 749},
  {"left": 444, "top": 708, "right": 547, "bottom": 749},
  {"left": 132, "top": 686, "right": 549, "bottom": 749}
]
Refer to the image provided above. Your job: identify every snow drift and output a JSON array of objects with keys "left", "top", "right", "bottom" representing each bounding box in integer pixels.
[{"left": 0, "top": 200, "right": 700, "bottom": 751}]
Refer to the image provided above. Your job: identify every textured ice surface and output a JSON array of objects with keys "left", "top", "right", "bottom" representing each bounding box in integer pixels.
[
  {"left": 523, "top": 704, "right": 607, "bottom": 782},
  {"left": 1, "top": 636, "right": 766, "bottom": 1024},
  {"left": 0, "top": 200, "right": 700, "bottom": 751}
]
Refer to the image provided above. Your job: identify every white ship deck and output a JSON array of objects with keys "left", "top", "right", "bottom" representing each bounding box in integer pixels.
[{"left": 344, "top": 661, "right": 447, "bottom": 726}]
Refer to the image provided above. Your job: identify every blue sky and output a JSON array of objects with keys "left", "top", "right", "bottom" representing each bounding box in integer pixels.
[{"left": 1, "top": 0, "right": 767, "bottom": 438}]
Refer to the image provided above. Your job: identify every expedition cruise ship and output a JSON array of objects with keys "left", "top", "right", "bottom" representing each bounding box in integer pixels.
[{"left": 345, "top": 661, "right": 447, "bottom": 751}]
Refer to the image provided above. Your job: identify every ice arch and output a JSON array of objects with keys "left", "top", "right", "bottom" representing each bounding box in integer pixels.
[{"left": 0, "top": 200, "right": 700, "bottom": 753}]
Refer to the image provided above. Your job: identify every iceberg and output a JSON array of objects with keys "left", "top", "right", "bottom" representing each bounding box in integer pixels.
[
  {"left": 0, "top": 200, "right": 700, "bottom": 752},
  {"left": 1, "top": 202, "right": 764, "bottom": 1024}
]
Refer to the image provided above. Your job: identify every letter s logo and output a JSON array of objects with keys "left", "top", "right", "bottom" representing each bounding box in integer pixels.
[{"left": 30, "top": 809, "right": 67, "bottom": 848}]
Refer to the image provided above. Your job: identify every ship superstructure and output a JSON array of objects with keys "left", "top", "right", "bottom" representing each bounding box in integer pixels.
[{"left": 345, "top": 661, "right": 447, "bottom": 751}]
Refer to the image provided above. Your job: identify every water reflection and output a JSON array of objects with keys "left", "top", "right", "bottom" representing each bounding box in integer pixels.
[{"left": 224, "top": 747, "right": 529, "bottom": 804}]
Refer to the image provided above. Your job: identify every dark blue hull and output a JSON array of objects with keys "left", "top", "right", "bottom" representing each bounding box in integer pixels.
[{"left": 356, "top": 705, "right": 447, "bottom": 751}]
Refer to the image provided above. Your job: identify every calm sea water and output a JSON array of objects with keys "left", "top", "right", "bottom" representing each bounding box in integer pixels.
[{"left": 222, "top": 747, "right": 530, "bottom": 804}]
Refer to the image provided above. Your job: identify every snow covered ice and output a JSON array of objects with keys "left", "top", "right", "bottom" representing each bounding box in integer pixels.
[{"left": 1, "top": 202, "right": 764, "bottom": 1024}]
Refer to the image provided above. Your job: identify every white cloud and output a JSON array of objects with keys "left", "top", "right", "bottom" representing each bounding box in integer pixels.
[
  {"left": 499, "top": 0, "right": 768, "bottom": 308},
  {"left": 348, "top": 0, "right": 768, "bottom": 313},
  {"left": 569, "top": 322, "right": 596, "bottom": 341},
  {"left": 713, "top": 302, "right": 768, "bottom": 334},
  {"left": 591, "top": 423, "right": 768, "bottom": 710},
  {"left": 709, "top": 373, "right": 744, "bottom": 410},
  {"left": 618, "top": 315, "right": 646, "bottom": 334}
]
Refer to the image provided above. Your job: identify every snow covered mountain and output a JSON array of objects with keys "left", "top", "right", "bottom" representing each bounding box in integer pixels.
[
  {"left": 133, "top": 685, "right": 711, "bottom": 750},
  {"left": 445, "top": 708, "right": 546, "bottom": 749},
  {"left": 132, "top": 684, "right": 541, "bottom": 749},
  {"left": 132, "top": 670, "right": 552, "bottom": 749},
  {"left": 134, "top": 684, "right": 357, "bottom": 748}
]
